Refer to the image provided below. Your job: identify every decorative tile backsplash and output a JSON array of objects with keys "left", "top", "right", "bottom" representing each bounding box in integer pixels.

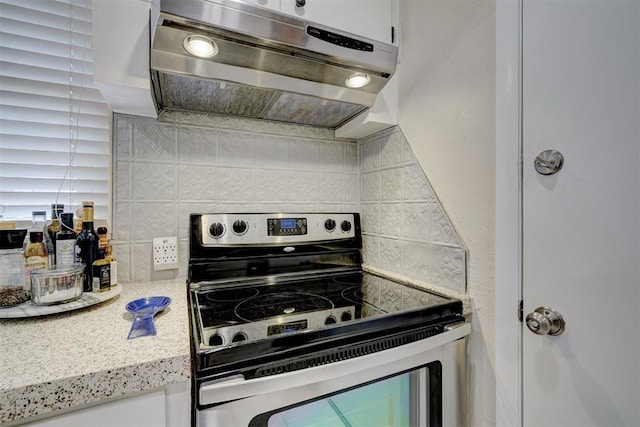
[
  {"left": 359, "top": 127, "right": 467, "bottom": 294},
  {"left": 113, "top": 111, "right": 359, "bottom": 282},
  {"left": 113, "top": 112, "right": 466, "bottom": 294}
]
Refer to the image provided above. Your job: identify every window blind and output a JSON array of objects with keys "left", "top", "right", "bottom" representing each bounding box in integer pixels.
[{"left": 0, "top": 0, "right": 110, "bottom": 224}]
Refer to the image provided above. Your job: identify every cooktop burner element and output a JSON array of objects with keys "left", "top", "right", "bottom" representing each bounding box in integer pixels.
[
  {"left": 235, "top": 292, "right": 334, "bottom": 321},
  {"left": 204, "top": 287, "right": 260, "bottom": 303}
]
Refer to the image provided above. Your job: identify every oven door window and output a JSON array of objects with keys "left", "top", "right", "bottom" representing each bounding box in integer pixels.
[{"left": 248, "top": 361, "right": 442, "bottom": 427}]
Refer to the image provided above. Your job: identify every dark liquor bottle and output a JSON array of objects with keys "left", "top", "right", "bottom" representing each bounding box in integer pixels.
[{"left": 76, "top": 201, "right": 99, "bottom": 292}]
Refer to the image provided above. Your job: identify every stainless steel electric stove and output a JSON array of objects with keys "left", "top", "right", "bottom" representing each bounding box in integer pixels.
[{"left": 187, "top": 213, "right": 468, "bottom": 426}]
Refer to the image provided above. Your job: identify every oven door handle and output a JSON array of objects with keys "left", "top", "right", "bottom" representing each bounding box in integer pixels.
[{"left": 199, "top": 322, "right": 470, "bottom": 406}]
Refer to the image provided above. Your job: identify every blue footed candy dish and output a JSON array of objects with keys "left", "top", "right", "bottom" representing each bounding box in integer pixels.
[{"left": 125, "top": 296, "right": 171, "bottom": 339}]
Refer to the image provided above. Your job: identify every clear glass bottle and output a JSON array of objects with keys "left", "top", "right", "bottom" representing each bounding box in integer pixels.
[
  {"left": 76, "top": 201, "right": 99, "bottom": 292},
  {"left": 56, "top": 213, "right": 77, "bottom": 267},
  {"left": 105, "top": 245, "right": 117, "bottom": 288},
  {"left": 24, "top": 231, "right": 48, "bottom": 287},
  {"left": 0, "top": 229, "right": 28, "bottom": 307},
  {"left": 44, "top": 204, "right": 64, "bottom": 267}
]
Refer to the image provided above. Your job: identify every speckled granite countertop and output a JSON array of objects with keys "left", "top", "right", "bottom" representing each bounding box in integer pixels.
[{"left": 0, "top": 280, "right": 191, "bottom": 425}]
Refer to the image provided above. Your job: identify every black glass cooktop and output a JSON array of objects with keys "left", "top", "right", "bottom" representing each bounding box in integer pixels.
[
  {"left": 194, "top": 272, "right": 367, "bottom": 329},
  {"left": 191, "top": 271, "right": 462, "bottom": 350}
]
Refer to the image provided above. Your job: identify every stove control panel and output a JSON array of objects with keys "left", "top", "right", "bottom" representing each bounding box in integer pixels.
[
  {"left": 200, "top": 213, "right": 357, "bottom": 246},
  {"left": 203, "top": 306, "right": 356, "bottom": 348}
]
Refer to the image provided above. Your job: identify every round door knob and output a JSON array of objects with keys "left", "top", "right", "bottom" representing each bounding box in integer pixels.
[
  {"left": 534, "top": 150, "right": 564, "bottom": 175},
  {"left": 525, "top": 306, "right": 565, "bottom": 336}
]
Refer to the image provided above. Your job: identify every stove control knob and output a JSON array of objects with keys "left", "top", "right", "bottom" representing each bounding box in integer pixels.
[
  {"left": 340, "top": 220, "right": 352, "bottom": 232},
  {"left": 324, "top": 219, "right": 336, "bottom": 231},
  {"left": 232, "top": 220, "right": 248, "bottom": 235},
  {"left": 209, "top": 222, "right": 225, "bottom": 238},
  {"left": 325, "top": 316, "right": 337, "bottom": 325},
  {"left": 231, "top": 332, "right": 248, "bottom": 343},
  {"left": 341, "top": 311, "right": 352, "bottom": 322}
]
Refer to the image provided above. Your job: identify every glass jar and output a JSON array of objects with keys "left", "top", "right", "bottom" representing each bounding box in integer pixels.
[{"left": 0, "top": 229, "right": 28, "bottom": 307}]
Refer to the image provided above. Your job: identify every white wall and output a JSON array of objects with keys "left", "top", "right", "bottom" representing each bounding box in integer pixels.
[{"left": 397, "top": 0, "right": 497, "bottom": 425}]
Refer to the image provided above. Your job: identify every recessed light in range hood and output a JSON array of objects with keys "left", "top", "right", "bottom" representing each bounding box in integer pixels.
[{"left": 150, "top": 0, "right": 398, "bottom": 128}]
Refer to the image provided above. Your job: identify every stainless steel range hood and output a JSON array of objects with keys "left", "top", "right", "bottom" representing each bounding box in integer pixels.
[{"left": 151, "top": 0, "right": 398, "bottom": 128}]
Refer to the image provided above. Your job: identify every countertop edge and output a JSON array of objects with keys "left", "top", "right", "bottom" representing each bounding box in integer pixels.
[{"left": 0, "top": 354, "right": 191, "bottom": 424}]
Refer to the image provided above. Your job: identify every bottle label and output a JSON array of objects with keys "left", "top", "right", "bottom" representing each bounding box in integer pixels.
[
  {"left": 110, "top": 260, "right": 118, "bottom": 286},
  {"left": 25, "top": 256, "right": 48, "bottom": 288},
  {"left": 92, "top": 263, "right": 111, "bottom": 292},
  {"left": 56, "top": 240, "right": 77, "bottom": 267}
]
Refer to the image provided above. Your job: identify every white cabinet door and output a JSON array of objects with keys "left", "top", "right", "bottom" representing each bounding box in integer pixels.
[
  {"left": 280, "top": 0, "right": 393, "bottom": 43},
  {"left": 24, "top": 389, "right": 166, "bottom": 427},
  {"left": 241, "top": 0, "right": 281, "bottom": 12},
  {"left": 522, "top": 0, "right": 640, "bottom": 425}
]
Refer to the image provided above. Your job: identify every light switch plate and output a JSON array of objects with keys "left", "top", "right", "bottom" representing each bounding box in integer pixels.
[{"left": 153, "top": 236, "right": 179, "bottom": 271}]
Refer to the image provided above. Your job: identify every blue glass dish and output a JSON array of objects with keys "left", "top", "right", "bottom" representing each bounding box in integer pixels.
[{"left": 125, "top": 296, "right": 171, "bottom": 339}]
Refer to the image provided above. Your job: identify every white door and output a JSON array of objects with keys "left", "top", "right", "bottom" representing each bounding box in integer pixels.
[{"left": 522, "top": 0, "right": 639, "bottom": 426}]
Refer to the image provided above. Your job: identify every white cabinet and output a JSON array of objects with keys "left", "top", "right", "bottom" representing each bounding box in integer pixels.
[
  {"left": 282, "top": 0, "right": 393, "bottom": 43},
  {"left": 241, "top": 0, "right": 281, "bottom": 12},
  {"left": 20, "top": 382, "right": 190, "bottom": 427},
  {"left": 92, "top": 0, "right": 159, "bottom": 118},
  {"left": 248, "top": 0, "right": 395, "bottom": 44}
]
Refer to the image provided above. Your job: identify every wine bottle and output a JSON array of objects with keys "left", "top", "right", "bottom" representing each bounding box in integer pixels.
[{"left": 76, "top": 201, "right": 99, "bottom": 292}]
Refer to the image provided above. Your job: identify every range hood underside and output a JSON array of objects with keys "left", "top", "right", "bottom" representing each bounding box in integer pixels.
[{"left": 152, "top": 72, "right": 368, "bottom": 128}]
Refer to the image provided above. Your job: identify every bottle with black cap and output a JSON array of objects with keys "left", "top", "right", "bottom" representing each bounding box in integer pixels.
[
  {"left": 76, "top": 201, "right": 99, "bottom": 292},
  {"left": 56, "top": 213, "right": 76, "bottom": 267}
]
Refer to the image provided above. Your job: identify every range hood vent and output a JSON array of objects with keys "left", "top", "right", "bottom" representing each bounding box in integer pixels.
[{"left": 151, "top": 0, "right": 398, "bottom": 128}]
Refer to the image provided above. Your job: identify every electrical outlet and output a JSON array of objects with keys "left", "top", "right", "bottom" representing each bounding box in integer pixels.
[{"left": 153, "top": 236, "right": 179, "bottom": 271}]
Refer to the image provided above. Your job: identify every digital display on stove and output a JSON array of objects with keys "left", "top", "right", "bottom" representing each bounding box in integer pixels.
[
  {"left": 268, "top": 320, "right": 308, "bottom": 335},
  {"left": 281, "top": 219, "right": 296, "bottom": 228},
  {"left": 268, "top": 218, "right": 307, "bottom": 236}
]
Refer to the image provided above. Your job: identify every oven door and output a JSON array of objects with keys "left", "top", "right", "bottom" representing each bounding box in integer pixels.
[{"left": 196, "top": 323, "right": 470, "bottom": 427}]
